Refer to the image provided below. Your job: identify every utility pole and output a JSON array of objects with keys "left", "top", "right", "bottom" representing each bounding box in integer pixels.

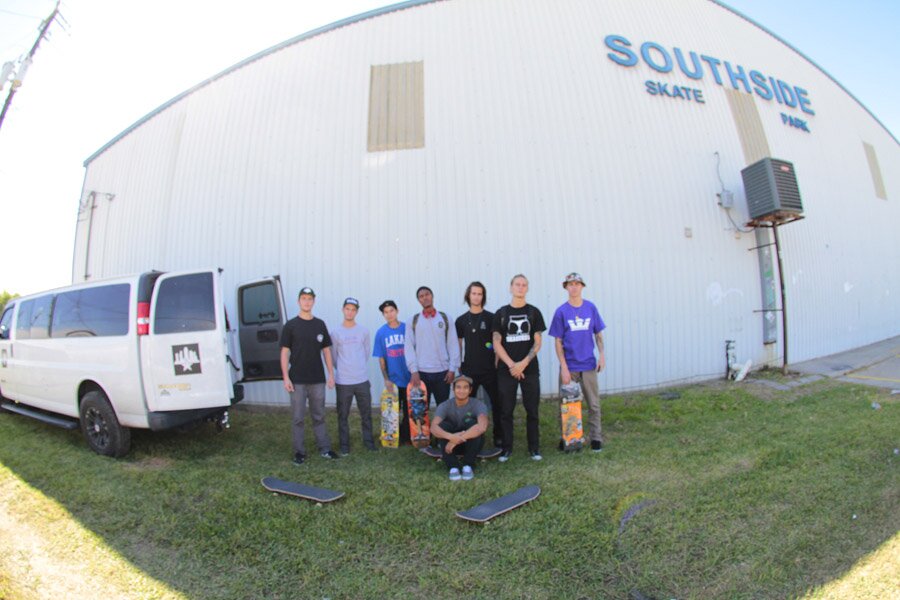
[{"left": 0, "top": 1, "right": 62, "bottom": 134}]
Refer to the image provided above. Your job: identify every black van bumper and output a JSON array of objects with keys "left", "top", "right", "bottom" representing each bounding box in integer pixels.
[{"left": 147, "top": 384, "right": 244, "bottom": 431}]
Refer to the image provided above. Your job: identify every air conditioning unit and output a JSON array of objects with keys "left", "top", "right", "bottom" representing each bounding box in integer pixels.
[{"left": 741, "top": 157, "right": 803, "bottom": 220}]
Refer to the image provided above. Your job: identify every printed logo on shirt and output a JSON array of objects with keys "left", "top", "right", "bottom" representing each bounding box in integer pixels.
[
  {"left": 384, "top": 333, "right": 404, "bottom": 347},
  {"left": 316, "top": 334, "right": 324, "bottom": 342},
  {"left": 506, "top": 315, "right": 531, "bottom": 343},
  {"left": 567, "top": 316, "right": 592, "bottom": 332},
  {"left": 387, "top": 348, "right": 404, "bottom": 358},
  {"left": 438, "top": 321, "right": 444, "bottom": 329},
  {"left": 480, "top": 321, "right": 487, "bottom": 330}
]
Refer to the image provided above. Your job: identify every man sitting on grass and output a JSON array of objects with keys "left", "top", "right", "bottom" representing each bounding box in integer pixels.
[{"left": 431, "top": 375, "right": 488, "bottom": 481}]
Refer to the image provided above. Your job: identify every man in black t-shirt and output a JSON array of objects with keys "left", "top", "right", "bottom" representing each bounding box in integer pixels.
[
  {"left": 492, "top": 274, "right": 546, "bottom": 463},
  {"left": 455, "top": 281, "right": 501, "bottom": 448},
  {"left": 280, "top": 287, "right": 339, "bottom": 465}
]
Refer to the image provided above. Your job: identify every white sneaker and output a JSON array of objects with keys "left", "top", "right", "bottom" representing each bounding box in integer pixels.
[
  {"left": 530, "top": 451, "right": 543, "bottom": 461},
  {"left": 448, "top": 468, "right": 461, "bottom": 481},
  {"left": 461, "top": 465, "right": 474, "bottom": 480}
]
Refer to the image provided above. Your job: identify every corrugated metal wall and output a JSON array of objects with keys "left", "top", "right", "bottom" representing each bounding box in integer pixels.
[{"left": 75, "top": 0, "right": 900, "bottom": 404}]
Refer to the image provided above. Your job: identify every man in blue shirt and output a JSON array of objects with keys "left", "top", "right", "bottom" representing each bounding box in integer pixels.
[{"left": 373, "top": 300, "right": 411, "bottom": 444}]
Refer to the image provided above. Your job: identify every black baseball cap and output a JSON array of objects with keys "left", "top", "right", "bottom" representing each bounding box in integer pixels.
[
  {"left": 343, "top": 297, "right": 360, "bottom": 307},
  {"left": 298, "top": 287, "right": 316, "bottom": 298},
  {"left": 379, "top": 300, "right": 398, "bottom": 312}
]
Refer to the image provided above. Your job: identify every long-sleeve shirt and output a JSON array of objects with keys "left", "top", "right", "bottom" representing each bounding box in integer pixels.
[{"left": 404, "top": 310, "right": 460, "bottom": 374}]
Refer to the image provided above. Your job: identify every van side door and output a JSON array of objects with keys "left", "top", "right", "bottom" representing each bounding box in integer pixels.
[
  {"left": 236, "top": 276, "right": 287, "bottom": 381},
  {"left": 0, "top": 304, "right": 15, "bottom": 397},
  {"left": 142, "top": 269, "right": 233, "bottom": 412}
]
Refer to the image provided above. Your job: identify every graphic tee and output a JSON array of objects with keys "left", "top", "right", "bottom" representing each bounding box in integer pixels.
[
  {"left": 434, "top": 397, "right": 488, "bottom": 433},
  {"left": 492, "top": 304, "right": 546, "bottom": 376},
  {"left": 280, "top": 316, "right": 331, "bottom": 384},
  {"left": 372, "top": 322, "right": 411, "bottom": 388},
  {"left": 548, "top": 300, "right": 606, "bottom": 372},
  {"left": 455, "top": 310, "right": 496, "bottom": 376}
]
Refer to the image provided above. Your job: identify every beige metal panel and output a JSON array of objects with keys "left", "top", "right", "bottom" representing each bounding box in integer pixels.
[
  {"left": 863, "top": 142, "right": 888, "bottom": 200},
  {"left": 368, "top": 61, "right": 425, "bottom": 152},
  {"left": 725, "top": 89, "right": 771, "bottom": 165}
]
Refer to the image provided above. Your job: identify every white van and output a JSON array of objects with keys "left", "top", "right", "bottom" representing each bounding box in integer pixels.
[{"left": 0, "top": 269, "right": 288, "bottom": 457}]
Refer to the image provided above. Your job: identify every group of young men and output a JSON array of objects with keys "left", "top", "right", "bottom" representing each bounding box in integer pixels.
[{"left": 280, "top": 273, "right": 606, "bottom": 480}]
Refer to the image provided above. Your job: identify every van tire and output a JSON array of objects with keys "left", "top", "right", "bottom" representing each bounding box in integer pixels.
[{"left": 79, "top": 391, "right": 131, "bottom": 457}]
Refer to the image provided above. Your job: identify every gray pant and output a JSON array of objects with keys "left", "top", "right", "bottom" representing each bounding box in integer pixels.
[
  {"left": 290, "top": 383, "right": 331, "bottom": 455},
  {"left": 336, "top": 381, "right": 375, "bottom": 453},
  {"left": 571, "top": 370, "right": 602, "bottom": 442}
]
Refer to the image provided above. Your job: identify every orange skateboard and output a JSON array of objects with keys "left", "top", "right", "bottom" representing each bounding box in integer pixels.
[
  {"left": 406, "top": 381, "right": 430, "bottom": 449},
  {"left": 560, "top": 383, "right": 584, "bottom": 452}
]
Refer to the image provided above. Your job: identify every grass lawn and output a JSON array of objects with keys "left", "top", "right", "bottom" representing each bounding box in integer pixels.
[{"left": 1, "top": 377, "right": 898, "bottom": 599}]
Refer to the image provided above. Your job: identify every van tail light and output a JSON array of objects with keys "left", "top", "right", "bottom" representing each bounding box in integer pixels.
[{"left": 137, "top": 302, "right": 151, "bottom": 335}]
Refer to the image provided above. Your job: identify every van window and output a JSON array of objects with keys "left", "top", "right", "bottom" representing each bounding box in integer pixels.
[
  {"left": 52, "top": 284, "right": 130, "bottom": 338},
  {"left": 240, "top": 282, "right": 282, "bottom": 325},
  {"left": 18, "top": 296, "right": 53, "bottom": 340},
  {"left": 15, "top": 302, "right": 32, "bottom": 340},
  {"left": 0, "top": 306, "right": 13, "bottom": 340},
  {"left": 154, "top": 272, "right": 216, "bottom": 334}
]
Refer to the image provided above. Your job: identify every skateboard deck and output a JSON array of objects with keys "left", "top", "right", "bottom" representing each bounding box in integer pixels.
[
  {"left": 420, "top": 446, "right": 502, "bottom": 460},
  {"left": 406, "top": 381, "right": 431, "bottom": 449},
  {"left": 560, "top": 382, "right": 585, "bottom": 452},
  {"left": 380, "top": 388, "right": 400, "bottom": 448},
  {"left": 456, "top": 485, "right": 541, "bottom": 523},
  {"left": 261, "top": 477, "right": 344, "bottom": 503}
]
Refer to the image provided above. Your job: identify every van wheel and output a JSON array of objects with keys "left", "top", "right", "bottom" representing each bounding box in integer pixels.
[{"left": 79, "top": 391, "right": 131, "bottom": 457}]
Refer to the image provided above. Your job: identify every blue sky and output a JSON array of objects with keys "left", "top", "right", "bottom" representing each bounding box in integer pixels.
[{"left": 0, "top": 0, "right": 897, "bottom": 295}]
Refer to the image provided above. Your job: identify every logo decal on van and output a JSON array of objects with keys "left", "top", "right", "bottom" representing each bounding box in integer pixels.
[{"left": 173, "top": 344, "right": 202, "bottom": 375}]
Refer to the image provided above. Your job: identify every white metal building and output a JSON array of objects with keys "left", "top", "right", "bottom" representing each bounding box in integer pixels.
[{"left": 73, "top": 0, "right": 900, "bottom": 404}]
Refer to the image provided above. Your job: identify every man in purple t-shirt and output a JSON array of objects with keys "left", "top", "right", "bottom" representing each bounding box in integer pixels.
[{"left": 548, "top": 273, "right": 606, "bottom": 452}]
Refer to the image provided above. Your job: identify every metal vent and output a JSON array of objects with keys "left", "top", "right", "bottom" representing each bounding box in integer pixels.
[{"left": 741, "top": 158, "right": 803, "bottom": 220}]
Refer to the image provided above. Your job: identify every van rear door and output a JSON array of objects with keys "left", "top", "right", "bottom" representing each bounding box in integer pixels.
[
  {"left": 142, "top": 269, "right": 233, "bottom": 412},
  {"left": 236, "top": 276, "right": 287, "bottom": 381}
]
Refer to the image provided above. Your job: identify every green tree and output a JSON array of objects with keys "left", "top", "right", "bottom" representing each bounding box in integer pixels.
[{"left": 0, "top": 290, "right": 19, "bottom": 313}]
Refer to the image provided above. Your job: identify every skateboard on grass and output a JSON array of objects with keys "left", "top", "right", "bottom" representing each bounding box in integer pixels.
[
  {"left": 406, "top": 381, "right": 430, "bottom": 449},
  {"left": 559, "top": 382, "right": 585, "bottom": 452},
  {"left": 456, "top": 485, "right": 541, "bottom": 523},
  {"left": 380, "top": 388, "right": 400, "bottom": 448},
  {"left": 261, "top": 477, "right": 344, "bottom": 503},
  {"left": 420, "top": 446, "right": 502, "bottom": 460}
]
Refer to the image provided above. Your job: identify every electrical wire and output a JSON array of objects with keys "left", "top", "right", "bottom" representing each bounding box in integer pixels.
[{"left": 715, "top": 151, "right": 755, "bottom": 233}]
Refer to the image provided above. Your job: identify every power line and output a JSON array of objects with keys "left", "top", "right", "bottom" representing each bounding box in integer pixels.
[{"left": 0, "top": 8, "right": 43, "bottom": 19}]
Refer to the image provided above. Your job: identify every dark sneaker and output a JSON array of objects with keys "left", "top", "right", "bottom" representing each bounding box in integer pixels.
[
  {"left": 591, "top": 440, "right": 603, "bottom": 452},
  {"left": 292, "top": 453, "right": 306, "bottom": 466},
  {"left": 558, "top": 440, "right": 565, "bottom": 452},
  {"left": 498, "top": 449, "right": 512, "bottom": 463},
  {"left": 321, "top": 450, "right": 340, "bottom": 459},
  {"left": 530, "top": 450, "right": 543, "bottom": 461}
]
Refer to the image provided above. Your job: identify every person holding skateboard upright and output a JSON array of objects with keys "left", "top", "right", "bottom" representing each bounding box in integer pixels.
[
  {"left": 549, "top": 273, "right": 606, "bottom": 452},
  {"left": 432, "top": 375, "right": 488, "bottom": 481},
  {"left": 455, "top": 281, "right": 502, "bottom": 449},
  {"left": 492, "top": 274, "right": 547, "bottom": 462},
  {"left": 331, "top": 297, "right": 376, "bottom": 455},
  {"left": 280, "top": 287, "right": 340, "bottom": 465},
  {"left": 372, "top": 299, "right": 411, "bottom": 444},
  {"left": 404, "top": 286, "right": 460, "bottom": 409}
]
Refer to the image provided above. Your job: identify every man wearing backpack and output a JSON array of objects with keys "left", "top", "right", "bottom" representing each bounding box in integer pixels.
[
  {"left": 492, "top": 274, "right": 547, "bottom": 462},
  {"left": 404, "top": 286, "right": 460, "bottom": 408}
]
